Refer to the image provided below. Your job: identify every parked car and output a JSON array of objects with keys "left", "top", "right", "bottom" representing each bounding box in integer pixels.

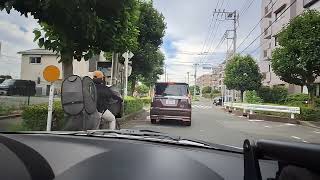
[
  {"left": 150, "top": 82, "right": 191, "bottom": 126},
  {"left": 213, "top": 96, "right": 223, "bottom": 106},
  {"left": 0, "top": 79, "right": 36, "bottom": 96}
]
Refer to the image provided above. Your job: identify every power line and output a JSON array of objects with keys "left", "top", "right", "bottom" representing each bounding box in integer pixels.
[
  {"left": 201, "top": 0, "right": 227, "bottom": 63},
  {"left": 240, "top": 0, "right": 296, "bottom": 54},
  {"left": 200, "top": 0, "right": 221, "bottom": 54},
  {"left": 239, "top": 0, "right": 256, "bottom": 18},
  {"left": 236, "top": 0, "right": 277, "bottom": 52}
]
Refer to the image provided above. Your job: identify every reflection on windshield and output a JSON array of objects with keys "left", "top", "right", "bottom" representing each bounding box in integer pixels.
[{"left": 0, "top": 79, "right": 14, "bottom": 86}]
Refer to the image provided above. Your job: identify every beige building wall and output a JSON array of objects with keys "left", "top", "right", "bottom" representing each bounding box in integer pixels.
[{"left": 259, "top": 0, "right": 320, "bottom": 94}]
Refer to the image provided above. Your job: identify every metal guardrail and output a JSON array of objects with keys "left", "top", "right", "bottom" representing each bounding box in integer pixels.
[{"left": 224, "top": 102, "right": 300, "bottom": 119}]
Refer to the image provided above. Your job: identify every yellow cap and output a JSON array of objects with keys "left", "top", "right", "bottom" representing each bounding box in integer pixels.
[{"left": 93, "top": 71, "right": 104, "bottom": 79}]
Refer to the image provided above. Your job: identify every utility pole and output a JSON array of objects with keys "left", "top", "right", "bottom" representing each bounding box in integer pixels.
[
  {"left": 187, "top": 72, "right": 190, "bottom": 85},
  {"left": 213, "top": 9, "right": 238, "bottom": 103},
  {"left": 164, "top": 65, "right": 167, "bottom": 82},
  {"left": 193, "top": 63, "right": 198, "bottom": 97}
]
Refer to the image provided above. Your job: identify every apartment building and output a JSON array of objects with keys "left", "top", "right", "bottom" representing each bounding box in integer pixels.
[{"left": 259, "top": 0, "right": 320, "bottom": 94}]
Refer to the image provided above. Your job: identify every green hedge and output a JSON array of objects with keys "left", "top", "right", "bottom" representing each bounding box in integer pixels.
[
  {"left": 21, "top": 101, "right": 64, "bottom": 131},
  {"left": 18, "top": 97, "right": 146, "bottom": 131},
  {"left": 245, "top": 91, "right": 263, "bottom": 103},
  {"left": 140, "top": 97, "right": 151, "bottom": 105},
  {"left": 124, "top": 96, "right": 144, "bottom": 115},
  {"left": 257, "top": 86, "right": 288, "bottom": 104},
  {"left": 299, "top": 107, "right": 320, "bottom": 121}
]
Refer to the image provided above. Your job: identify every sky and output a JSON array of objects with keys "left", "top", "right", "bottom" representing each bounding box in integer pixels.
[{"left": 0, "top": 0, "right": 262, "bottom": 81}]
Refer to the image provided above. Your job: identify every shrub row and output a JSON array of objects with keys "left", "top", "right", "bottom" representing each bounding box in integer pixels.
[
  {"left": 19, "top": 97, "right": 149, "bottom": 131},
  {"left": 257, "top": 86, "right": 288, "bottom": 104},
  {"left": 123, "top": 96, "right": 144, "bottom": 115}
]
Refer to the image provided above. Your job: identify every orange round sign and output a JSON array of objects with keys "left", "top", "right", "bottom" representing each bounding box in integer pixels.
[{"left": 43, "top": 65, "right": 60, "bottom": 82}]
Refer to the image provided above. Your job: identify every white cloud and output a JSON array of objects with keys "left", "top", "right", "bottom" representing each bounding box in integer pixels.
[
  {"left": 154, "top": 0, "right": 262, "bottom": 84},
  {"left": 0, "top": 10, "right": 39, "bottom": 77}
]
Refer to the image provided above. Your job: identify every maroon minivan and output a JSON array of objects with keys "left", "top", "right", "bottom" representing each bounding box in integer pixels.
[{"left": 150, "top": 82, "right": 192, "bottom": 126}]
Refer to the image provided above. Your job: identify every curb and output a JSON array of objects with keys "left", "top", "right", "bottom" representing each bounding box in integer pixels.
[
  {"left": 0, "top": 114, "right": 21, "bottom": 120},
  {"left": 117, "top": 109, "right": 146, "bottom": 125},
  {"left": 299, "top": 121, "right": 320, "bottom": 129}
]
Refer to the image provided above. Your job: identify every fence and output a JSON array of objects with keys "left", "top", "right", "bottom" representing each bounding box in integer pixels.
[{"left": 224, "top": 102, "right": 300, "bottom": 119}]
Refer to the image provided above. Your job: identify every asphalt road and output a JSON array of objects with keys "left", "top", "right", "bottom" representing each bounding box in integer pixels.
[{"left": 122, "top": 99, "right": 320, "bottom": 148}]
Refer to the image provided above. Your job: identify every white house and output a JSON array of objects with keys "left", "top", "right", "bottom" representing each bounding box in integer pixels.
[
  {"left": 18, "top": 49, "right": 129, "bottom": 96},
  {"left": 18, "top": 49, "right": 90, "bottom": 96}
]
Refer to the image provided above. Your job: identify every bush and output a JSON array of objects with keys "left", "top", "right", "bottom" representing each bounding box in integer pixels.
[
  {"left": 124, "top": 96, "right": 144, "bottom": 115},
  {"left": 286, "top": 93, "right": 309, "bottom": 106},
  {"left": 140, "top": 97, "right": 151, "bottom": 105},
  {"left": 245, "top": 91, "right": 263, "bottom": 103},
  {"left": 0, "top": 105, "right": 15, "bottom": 116},
  {"left": 20, "top": 97, "right": 146, "bottom": 131},
  {"left": 202, "top": 93, "right": 211, "bottom": 99},
  {"left": 21, "top": 101, "right": 64, "bottom": 131},
  {"left": 299, "top": 107, "right": 320, "bottom": 121},
  {"left": 202, "top": 86, "right": 212, "bottom": 94},
  {"left": 257, "top": 86, "right": 288, "bottom": 103}
]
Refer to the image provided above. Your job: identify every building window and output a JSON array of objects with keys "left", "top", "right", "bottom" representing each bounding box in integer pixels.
[
  {"left": 263, "top": 50, "right": 268, "bottom": 58},
  {"left": 268, "top": 64, "right": 271, "bottom": 72},
  {"left": 274, "top": 36, "right": 279, "bottom": 47},
  {"left": 29, "top": 57, "right": 41, "bottom": 64}
]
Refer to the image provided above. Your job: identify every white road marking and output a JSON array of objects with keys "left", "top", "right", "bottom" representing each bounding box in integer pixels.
[
  {"left": 248, "top": 120, "right": 264, "bottom": 122},
  {"left": 302, "top": 140, "right": 309, "bottom": 143},
  {"left": 313, "top": 131, "right": 320, "bottom": 134},
  {"left": 291, "top": 136, "right": 301, "bottom": 140},
  {"left": 264, "top": 126, "right": 271, "bottom": 128},
  {"left": 192, "top": 105, "right": 212, "bottom": 109},
  {"left": 285, "top": 123, "right": 296, "bottom": 126}
]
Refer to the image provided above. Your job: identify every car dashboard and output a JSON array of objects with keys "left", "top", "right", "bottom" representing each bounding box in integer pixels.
[{"left": 0, "top": 133, "right": 319, "bottom": 180}]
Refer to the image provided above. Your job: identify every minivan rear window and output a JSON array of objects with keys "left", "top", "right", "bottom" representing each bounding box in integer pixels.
[{"left": 155, "top": 83, "right": 188, "bottom": 96}]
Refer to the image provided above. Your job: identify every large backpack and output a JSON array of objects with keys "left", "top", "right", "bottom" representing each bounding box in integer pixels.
[{"left": 61, "top": 75, "right": 100, "bottom": 130}]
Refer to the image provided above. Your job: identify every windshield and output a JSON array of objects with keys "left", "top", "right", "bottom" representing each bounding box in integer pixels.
[
  {"left": 0, "top": 0, "right": 320, "bottom": 151},
  {"left": 155, "top": 83, "right": 188, "bottom": 96},
  {"left": 0, "top": 79, "right": 14, "bottom": 86}
]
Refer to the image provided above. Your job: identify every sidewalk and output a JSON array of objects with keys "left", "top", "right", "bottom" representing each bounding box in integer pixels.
[{"left": 300, "top": 121, "right": 320, "bottom": 129}]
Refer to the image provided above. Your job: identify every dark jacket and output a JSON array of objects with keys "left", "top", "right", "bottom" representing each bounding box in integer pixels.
[{"left": 93, "top": 79, "right": 122, "bottom": 114}]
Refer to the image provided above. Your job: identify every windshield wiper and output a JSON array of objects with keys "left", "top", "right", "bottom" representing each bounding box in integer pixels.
[{"left": 86, "top": 129, "right": 181, "bottom": 141}]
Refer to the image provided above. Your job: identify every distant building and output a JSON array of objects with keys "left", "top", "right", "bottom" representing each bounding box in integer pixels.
[
  {"left": 196, "top": 74, "right": 215, "bottom": 88},
  {"left": 259, "top": 0, "right": 320, "bottom": 95}
]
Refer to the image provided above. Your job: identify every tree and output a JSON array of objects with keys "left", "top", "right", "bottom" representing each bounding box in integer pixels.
[
  {"left": 129, "top": 2, "right": 166, "bottom": 94},
  {"left": 1, "top": 0, "right": 140, "bottom": 77},
  {"left": 202, "top": 86, "right": 212, "bottom": 94},
  {"left": 224, "top": 54, "right": 263, "bottom": 102},
  {"left": 271, "top": 10, "right": 320, "bottom": 108},
  {"left": 136, "top": 84, "right": 149, "bottom": 96},
  {"left": 190, "top": 85, "right": 200, "bottom": 95}
]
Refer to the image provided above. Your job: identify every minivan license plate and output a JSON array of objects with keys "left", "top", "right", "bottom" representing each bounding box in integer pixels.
[{"left": 166, "top": 99, "right": 175, "bottom": 105}]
